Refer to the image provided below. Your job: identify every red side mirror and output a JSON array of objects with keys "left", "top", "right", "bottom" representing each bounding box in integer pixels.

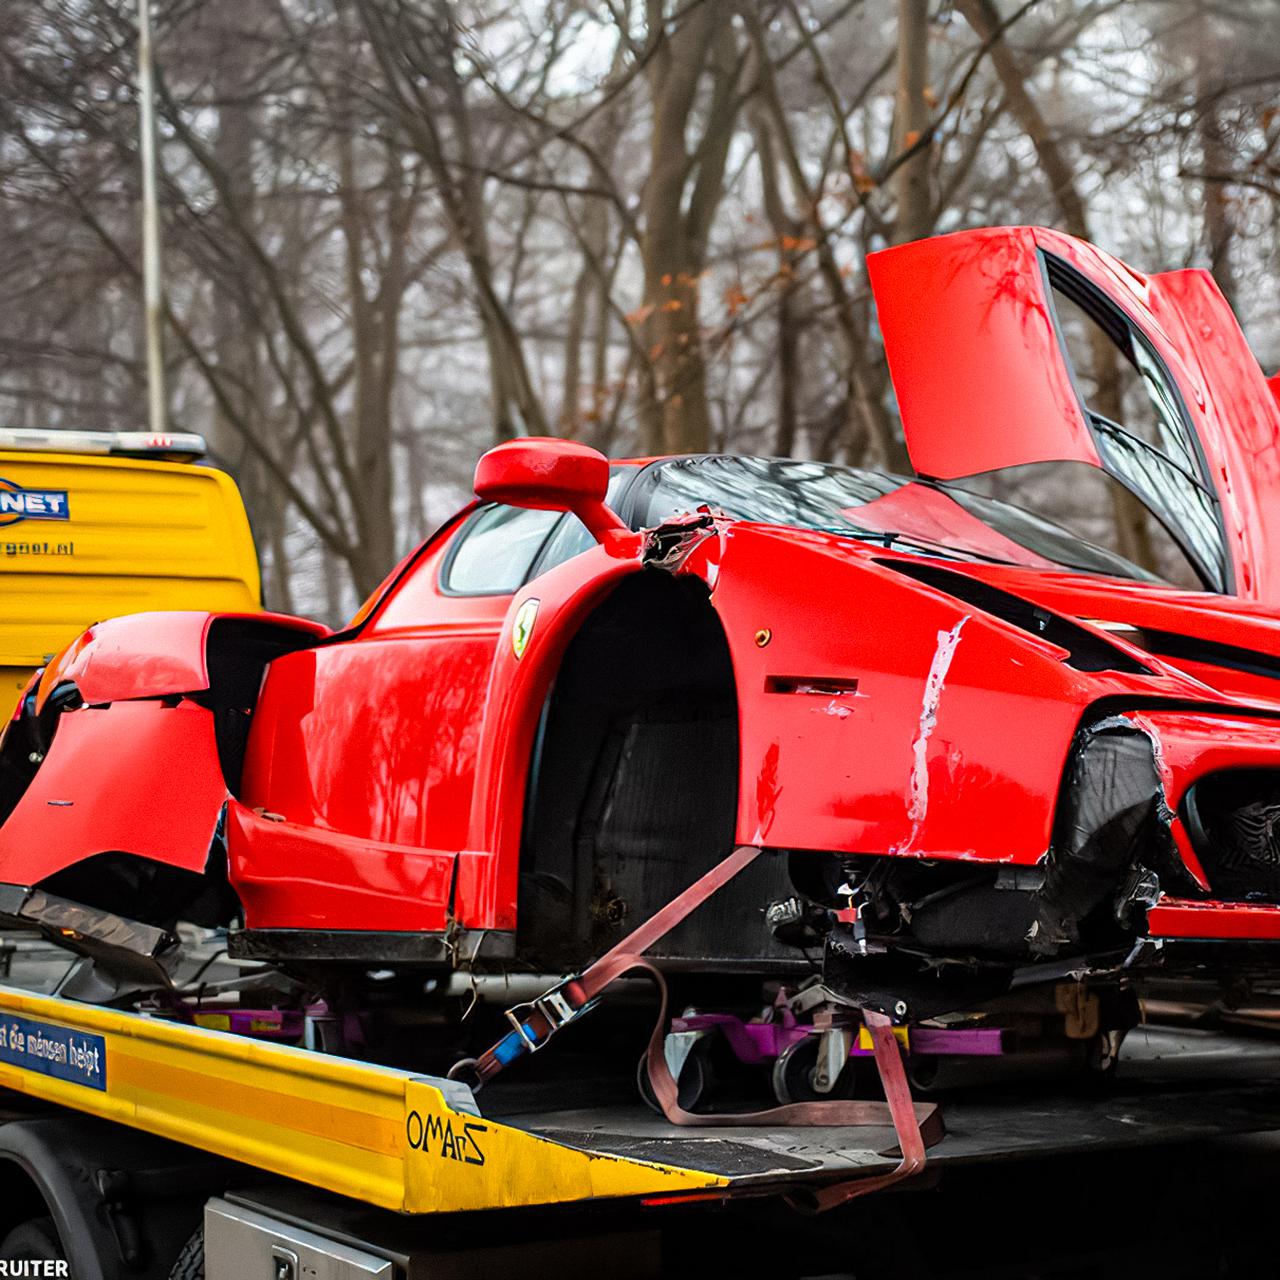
[{"left": 473, "top": 438, "right": 627, "bottom": 544}]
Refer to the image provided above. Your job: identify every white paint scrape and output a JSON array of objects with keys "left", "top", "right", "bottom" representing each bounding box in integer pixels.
[{"left": 906, "top": 617, "right": 969, "bottom": 832}]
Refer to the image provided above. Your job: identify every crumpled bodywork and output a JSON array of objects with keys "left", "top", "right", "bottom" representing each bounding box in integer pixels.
[
  {"left": 1032, "top": 717, "right": 1180, "bottom": 955},
  {"left": 5, "top": 225, "right": 1280, "bottom": 981},
  {"left": 0, "top": 610, "right": 329, "bottom": 888}
]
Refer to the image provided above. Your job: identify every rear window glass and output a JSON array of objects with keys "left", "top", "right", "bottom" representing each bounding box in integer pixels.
[{"left": 1045, "top": 255, "right": 1225, "bottom": 591}]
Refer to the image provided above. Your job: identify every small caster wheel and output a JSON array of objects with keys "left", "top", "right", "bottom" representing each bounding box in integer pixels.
[
  {"left": 907, "top": 1054, "right": 942, "bottom": 1096},
  {"left": 637, "top": 1036, "right": 713, "bottom": 1115},
  {"left": 771, "top": 1036, "right": 857, "bottom": 1104},
  {"left": 1087, "top": 1028, "right": 1124, "bottom": 1075},
  {"left": 1072, "top": 1029, "right": 1124, "bottom": 1095}
]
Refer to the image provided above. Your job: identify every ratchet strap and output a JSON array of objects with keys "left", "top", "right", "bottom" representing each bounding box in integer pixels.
[{"left": 458, "top": 845, "right": 941, "bottom": 1208}]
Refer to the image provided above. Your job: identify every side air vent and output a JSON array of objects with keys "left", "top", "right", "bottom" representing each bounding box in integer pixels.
[
  {"left": 877, "top": 560, "right": 1152, "bottom": 675},
  {"left": 1136, "top": 628, "right": 1280, "bottom": 684}
]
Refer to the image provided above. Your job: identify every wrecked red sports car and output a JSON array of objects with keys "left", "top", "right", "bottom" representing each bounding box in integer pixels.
[{"left": 4, "top": 225, "right": 1280, "bottom": 1039}]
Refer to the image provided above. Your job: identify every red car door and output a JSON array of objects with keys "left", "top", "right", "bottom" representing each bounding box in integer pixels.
[
  {"left": 867, "top": 226, "right": 1280, "bottom": 606},
  {"left": 230, "top": 504, "right": 564, "bottom": 933}
]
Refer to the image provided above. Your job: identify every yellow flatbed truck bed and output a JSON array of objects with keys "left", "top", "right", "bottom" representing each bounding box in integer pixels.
[{"left": 2, "top": 977, "right": 1280, "bottom": 1276}]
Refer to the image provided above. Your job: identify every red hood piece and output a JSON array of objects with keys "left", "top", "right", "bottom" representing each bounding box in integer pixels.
[{"left": 868, "top": 226, "right": 1280, "bottom": 609}]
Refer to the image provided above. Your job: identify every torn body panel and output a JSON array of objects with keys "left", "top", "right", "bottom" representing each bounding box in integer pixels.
[
  {"left": 0, "top": 698, "right": 227, "bottom": 883},
  {"left": 35, "top": 609, "right": 328, "bottom": 710},
  {"left": 1031, "top": 715, "right": 1181, "bottom": 955},
  {"left": 0, "top": 609, "right": 329, "bottom": 918},
  {"left": 700, "top": 522, "right": 1195, "bottom": 868},
  {"left": 0, "top": 882, "right": 178, "bottom": 990},
  {"left": 869, "top": 227, "right": 1280, "bottom": 606}
]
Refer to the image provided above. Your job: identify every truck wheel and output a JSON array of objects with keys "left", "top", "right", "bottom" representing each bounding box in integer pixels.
[
  {"left": 0, "top": 1216, "right": 64, "bottom": 1263},
  {"left": 169, "top": 1225, "right": 205, "bottom": 1280}
]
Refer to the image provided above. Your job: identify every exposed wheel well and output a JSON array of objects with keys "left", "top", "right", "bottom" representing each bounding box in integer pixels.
[{"left": 517, "top": 569, "right": 794, "bottom": 972}]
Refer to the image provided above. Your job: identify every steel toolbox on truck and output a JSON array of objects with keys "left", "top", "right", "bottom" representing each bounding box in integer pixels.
[{"left": 0, "top": 429, "right": 260, "bottom": 704}]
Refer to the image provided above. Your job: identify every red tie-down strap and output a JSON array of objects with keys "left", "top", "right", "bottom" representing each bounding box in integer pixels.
[{"left": 457, "top": 846, "right": 943, "bottom": 1208}]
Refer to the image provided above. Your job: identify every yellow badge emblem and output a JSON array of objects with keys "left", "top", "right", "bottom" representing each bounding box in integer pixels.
[{"left": 512, "top": 597, "right": 539, "bottom": 660}]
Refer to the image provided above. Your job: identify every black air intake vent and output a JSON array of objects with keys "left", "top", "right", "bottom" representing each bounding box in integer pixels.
[
  {"left": 877, "top": 560, "right": 1152, "bottom": 675},
  {"left": 1185, "top": 769, "right": 1280, "bottom": 902},
  {"left": 1136, "top": 628, "right": 1280, "bottom": 684}
]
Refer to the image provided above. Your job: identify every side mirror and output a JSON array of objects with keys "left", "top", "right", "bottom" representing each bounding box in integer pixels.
[{"left": 473, "top": 438, "right": 628, "bottom": 544}]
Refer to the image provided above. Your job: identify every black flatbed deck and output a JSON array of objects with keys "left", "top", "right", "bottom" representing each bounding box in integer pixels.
[{"left": 486, "top": 1025, "right": 1280, "bottom": 1191}]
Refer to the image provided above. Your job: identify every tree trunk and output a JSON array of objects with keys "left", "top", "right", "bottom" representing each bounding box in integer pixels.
[
  {"left": 637, "top": 0, "right": 740, "bottom": 455},
  {"left": 892, "top": 0, "right": 932, "bottom": 245},
  {"left": 1196, "top": 12, "right": 1237, "bottom": 311}
]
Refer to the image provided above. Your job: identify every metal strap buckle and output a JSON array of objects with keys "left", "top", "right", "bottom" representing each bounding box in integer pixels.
[
  {"left": 503, "top": 985, "right": 589, "bottom": 1054},
  {"left": 536, "top": 988, "right": 580, "bottom": 1030},
  {"left": 503, "top": 1001, "right": 545, "bottom": 1053}
]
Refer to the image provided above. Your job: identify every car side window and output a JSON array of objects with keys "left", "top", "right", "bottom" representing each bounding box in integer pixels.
[
  {"left": 443, "top": 504, "right": 562, "bottom": 595},
  {"left": 1044, "top": 254, "right": 1226, "bottom": 592},
  {"left": 529, "top": 470, "right": 633, "bottom": 577}
]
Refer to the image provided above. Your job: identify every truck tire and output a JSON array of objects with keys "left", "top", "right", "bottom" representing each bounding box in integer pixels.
[
  {"left": 0, "top": 1215, "right": 64, "bottom": 1262},
  {"left": 169, "top": 1226, "right": 204, "bottom": 1280}
]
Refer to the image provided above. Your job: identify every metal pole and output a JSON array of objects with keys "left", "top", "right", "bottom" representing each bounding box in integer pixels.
[{"left": 137, "top": 0, "right": 167, "bottom": 436}]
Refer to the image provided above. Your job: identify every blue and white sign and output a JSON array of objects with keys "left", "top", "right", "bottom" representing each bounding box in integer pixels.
[
  {"left": 0, "top": 1016, "right": 106, "bottom": 1091},
  {"left": 0, "top": 477, "right": 70, "bottom": 528}
]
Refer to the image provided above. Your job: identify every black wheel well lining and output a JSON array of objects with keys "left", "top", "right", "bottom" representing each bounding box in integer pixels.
[{"left": 516, "top": 570, "right": 795, "bottom": 969}]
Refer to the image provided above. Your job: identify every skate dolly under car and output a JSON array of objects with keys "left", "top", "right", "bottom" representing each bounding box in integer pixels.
[
  {"left": 645, "top": 969, "right": 1131, "bottom": 1110},
  {"left": 455, "top": 845, "right": 945, "bottom": 1210}
]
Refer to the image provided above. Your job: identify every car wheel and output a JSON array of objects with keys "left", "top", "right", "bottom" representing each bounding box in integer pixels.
[{"left": 169, "top": 1225, "right": 205, "bottom": 1280}]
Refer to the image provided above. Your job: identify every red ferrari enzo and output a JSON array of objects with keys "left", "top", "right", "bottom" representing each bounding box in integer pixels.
[{"left": 4, "top": 225, "right": 1280, "bottom": 1036}]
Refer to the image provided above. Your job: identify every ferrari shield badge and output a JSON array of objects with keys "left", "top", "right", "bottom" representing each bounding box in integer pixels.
[{"left": 512, "top": 597, "right": 539, "bottom": 660}]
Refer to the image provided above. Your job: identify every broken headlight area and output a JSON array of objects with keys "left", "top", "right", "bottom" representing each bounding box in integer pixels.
[
  {"left": 1031, "top": 715, "right": 1200, "bottom": 955},
  {"left": 1184, "top": 769, "right": 1280, "bottom": 902}
]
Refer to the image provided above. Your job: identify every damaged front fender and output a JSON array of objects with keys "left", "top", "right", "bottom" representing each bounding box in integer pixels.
[{"left": 1032, "top": 715, "right": 1193, "bottom": 955}]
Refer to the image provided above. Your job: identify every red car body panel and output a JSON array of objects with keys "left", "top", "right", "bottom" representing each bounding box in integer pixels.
[
  {"left": 1147, "top": 899, "right": 1280, "bottom": 940},
  {"left": 226, "top": 799, "right": 456, "bottom": 931},
  {"left": 869, "top": 226, "right": 1280, "bottom": 606},
  {"left": 0, "top": 609, "right": 330, "bottom": 885},
  {"left": 869, "top": 227, "right": 1101, "bottom": 478},
  {"left": 6, "top": 225, "right": 1280, "bottom": 957},
  {"left": 0, "top": 699, "right": 226, "bottom": 881},
  {"left": 37, "top": 612, "right": 212, "bottom": 711},
  {"left": 706, "top": 526, "right": 1097, "bottom": 861},
  {"left": 1144, "top": 268, "right": 1280, "bottom": 603},
  {"left": 453, "top": 545, "right": 643, "bottom": 932},
  {"left": 36, "top": 610, "right": 328, "bottom": 711}
]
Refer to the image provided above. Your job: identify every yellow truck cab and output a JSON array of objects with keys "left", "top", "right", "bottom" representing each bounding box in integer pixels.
[{"left": 0, "top": 428, "right": 260, "bottom": 704}]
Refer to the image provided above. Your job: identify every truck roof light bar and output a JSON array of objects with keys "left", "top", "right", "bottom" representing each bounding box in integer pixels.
[{"left": 0, "top": 428, "right": 207, "bottom": 461}]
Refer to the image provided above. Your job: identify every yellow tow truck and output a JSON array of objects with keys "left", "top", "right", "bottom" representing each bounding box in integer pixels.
[
  {"left": 1, "top": 435, "right": 1279, "bottom": 1276},
  {"left": 0, "top": 428, "right": 259, "bottom": 705}
]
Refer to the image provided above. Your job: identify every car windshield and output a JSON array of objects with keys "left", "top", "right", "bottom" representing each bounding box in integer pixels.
[{"left": 632, "top": 455, "right": 1166, "bottom": 584}]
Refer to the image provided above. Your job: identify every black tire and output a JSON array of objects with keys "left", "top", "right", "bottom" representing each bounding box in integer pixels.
[
  {"left": 637, "top": 1037, "right": 714, "bottom": 1115},
  {"left": 771, "top": 1035, "right": 858, "bottom": 1104},
  {"left": 170, "top": 1224, "right": 205, "bottom": 1280},
  {"left": 0, "top": 1216, "right": 64, "bottom": 1263}
]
